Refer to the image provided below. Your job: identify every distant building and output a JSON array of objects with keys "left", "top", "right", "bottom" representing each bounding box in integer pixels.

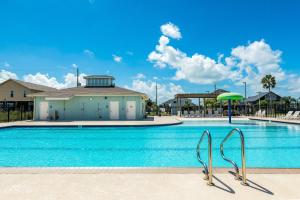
[
  {"left": 245, "top": 91, "right": 281, "bottom": 105},
  {"left": 160, "top": 98, "right": 195, "bottom": 115},
  {"left": 0, "top": 79, "right": 57, "bottom": 111},
  {"left": 29, "top": 75, "right": 148, "bottom": 120}
]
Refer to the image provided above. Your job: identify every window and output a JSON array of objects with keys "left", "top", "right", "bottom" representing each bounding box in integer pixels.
[
  {"left": 10, "top": 90, "right": 14, "bottom": 97},
  {"left": 24, "top": 91, "right": 26, "bottom": 97}
]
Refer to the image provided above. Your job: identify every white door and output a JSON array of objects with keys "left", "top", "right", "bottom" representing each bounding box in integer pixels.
[
  {"left": 39, "top": 101, "right": 49, "bottom": 120},
  {"left": 109, "top": 101, "right": 119, "bottom": 120},
  {"left": 126, "top": 101, "right": 136, "bottom": 120}
]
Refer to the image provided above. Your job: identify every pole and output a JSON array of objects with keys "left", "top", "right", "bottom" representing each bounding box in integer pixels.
[
  {"left": 76, "top": 67, "right": 79, "bottom": 87},
  {"left": 155, "top": 82, "right": 158, "bottom": 115},
  {"left": 179, "top": 98, "right": 182, "bottom": 117},
  {"left": 228, "top": 100, "right": 232, "bottom": 123},
  {"left": 7, "top": 104, "right": 10, "bottom": 122},
  {"left": 243, "top": 82, "right": 247, "bottom": 115}
]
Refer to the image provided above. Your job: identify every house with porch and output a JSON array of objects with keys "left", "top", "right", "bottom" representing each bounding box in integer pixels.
[
  {"left": 29, "top": 75, "right": 148, "bottom": 120},
  {"left": 0, "top": 79, "right": 57, "bottom": 112}
]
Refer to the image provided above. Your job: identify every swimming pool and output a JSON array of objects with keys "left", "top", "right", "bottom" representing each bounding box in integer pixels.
[{"left": 0, "top": 120, "right": 299, "bottom": 168}]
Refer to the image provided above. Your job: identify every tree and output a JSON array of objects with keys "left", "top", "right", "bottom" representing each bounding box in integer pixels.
[
  {"left": 261, "top": 74, "right": 276, "bottom": 92},
  {"left": 261, "top": 74, "right": 276, "bottom": 116},
  {"left": 281, "top": 96, "right": 297, "bottom": 110}
]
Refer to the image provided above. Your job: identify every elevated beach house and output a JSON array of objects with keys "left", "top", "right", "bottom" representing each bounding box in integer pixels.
[
  {"left": 0, "top": 79, "right": 57, "bottom": 112},
  {"left": 29, "top": 75, "right": 148, "bottom": 120}
]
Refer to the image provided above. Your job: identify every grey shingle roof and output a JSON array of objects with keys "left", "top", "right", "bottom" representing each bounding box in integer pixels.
[
  {"left": 29, "top": 86, "right": 147, "bottom": 98},
  {"left": 2, "top": 79, "right": 57, "bottom": 92},
  {"left": 245, "top": 91, "right": 281, "bottom": 102},
  {"left": 245, "top": 92, "right": 268, "bottom": 102}
]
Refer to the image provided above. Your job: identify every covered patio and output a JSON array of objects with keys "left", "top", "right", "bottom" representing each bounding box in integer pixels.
[{"left": 175, "top": 89, "right": 228, "bottom": 117}]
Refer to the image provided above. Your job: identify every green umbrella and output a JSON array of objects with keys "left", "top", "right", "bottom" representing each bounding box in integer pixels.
[{"left": 217, "top": 92, "right": 244, "bottom": 123}]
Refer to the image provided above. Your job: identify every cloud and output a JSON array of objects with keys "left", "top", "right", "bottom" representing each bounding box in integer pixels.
[
  {"left": 148, "top": 22, "right": 300, "bottom": 96},
  {"left": 0, "top": 70, "right": 18, "bottom": 83},
  {"left": 88, "top": 0, "right": 95, "bottom": 4},
  {"left": 23, "top": 72, "right": 86, "bottom": 89},
  {"left": 160, "top": 22, "right": 182, "bottom": 39},
  {"left": 148, "top": 34, "right": 231, "bottom": 84},
  {"left": 112, "top": 54, "right": 122, "bottom": 63},
  {"left": 125, "top": 79, "right": 184, "bottom": 103},
  {"left": 283, "top": 74, "right": 300, "bottom": 94},
  {"left": 134, "top": 73, "right": 146, "bottom": 79},
  {"left": 126, "top": 51, "right": 133, "bottom": 56},
  {"left": 72, "top": 63, "right": 78, "bottom": 68},
  {"left": 2, "top": 61, "right": 10, "bottom": 68},
  {"left": 83, "top": 49, "right": 95, "bottom": 58},
  {"left": 227, "top": 40, "right": 285, "bottom": 91}
]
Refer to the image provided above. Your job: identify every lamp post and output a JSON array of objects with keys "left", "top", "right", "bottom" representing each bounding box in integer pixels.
[
  {"left": 256, "top": 92, "right": 261, "bottom": 111},
  {"left": 243, "top": 82, "right": 247, "bottom": 115},
  {"left": 155, "top": 81, "right": 158, "bottom": 115}
]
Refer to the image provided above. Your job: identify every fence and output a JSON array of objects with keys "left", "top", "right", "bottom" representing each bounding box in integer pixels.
[
  {"left": 244, "top": 103, "right": 300, "bottom": 118},
  {"left": 0, "top": 105, "right": 33, "bottom": 122}
]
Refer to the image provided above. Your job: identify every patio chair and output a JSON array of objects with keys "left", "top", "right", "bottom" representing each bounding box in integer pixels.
[
  {"left": 281, "top": 111, "right": 294, "bottom": 119},
  {"left": 290, "top": 111, "right": 300, "bottom": 120},
  {"left": 260, "top": 110, "right": 266, "bottom": 117},
  {"left": 255, "top": 110, "right": 261, "bottom": 116}
]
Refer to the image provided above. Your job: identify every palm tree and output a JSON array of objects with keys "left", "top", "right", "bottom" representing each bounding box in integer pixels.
[
  {"left": 261, "top": 74, "right": 276, "bottom": 92},
  {"left": 261, "top": 74, "right": 276, "bottom": 116}
]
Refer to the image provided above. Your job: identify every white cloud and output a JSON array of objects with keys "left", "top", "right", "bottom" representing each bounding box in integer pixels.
[
  {"left": 283, "top": 74, "right": 300, "bottom": 94},
  {"left": 148, "top": 34, "right": 231, "bottom": 84},
  {"left": 72, "top": 63, "right": 78, "bottom": 68},
  {"left": 0, "top": 70, "right": 18, "bottom": 83},
  {"left": 125, "top": 79, "right": 184, "bottom": 103},
  {"left": 160, "top": 22, "right": 182, "bottom": 39},
  {"left": 113, "top": 54, "right": 122, "bottom": 63},
  {"left": 23, "top": 72, "right": 86, "bottom": 89},
  {"left": 88, "top": 0, "right": 95, "bottom": 4},
  {"left": 228, "top": 40, "right": 285, "bottom": 91},
  {"left": 134, "top": 73, "right": 146, "bottom": 79},
  {"left": 2, "top": 61, "right": 10, "bottom": 68},
  {"left": 148, "top": 22, "right": 300, "bottom": 96},
  {"left": 83, "top": 49, "right": 95, "bottom": 58}
]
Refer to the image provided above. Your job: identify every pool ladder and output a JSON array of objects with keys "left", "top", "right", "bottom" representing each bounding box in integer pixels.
[
  {"left": 196, "top": 130, "right": 213, "bottom": 185},
  {"left": 196, "top": 128, "right": 248, "bottom": 186}
]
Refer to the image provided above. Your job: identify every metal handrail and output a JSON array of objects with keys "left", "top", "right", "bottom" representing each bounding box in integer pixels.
[
  {"left": 196, "top": 130, "right": 213, "bottom": 186},
  {"left": 220, "top": 128, "right": 248, "bottom": 185}
]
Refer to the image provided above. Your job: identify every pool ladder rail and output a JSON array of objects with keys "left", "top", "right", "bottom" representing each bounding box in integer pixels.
[
  {"left": 220, "top": 128, "right": 248, "bottom": 185},
  {"left": 196, "top": 130, "right": 214, "bottom": 186},
  {"left": 196, "top": 128, "right": 248, "bottom": 186}
]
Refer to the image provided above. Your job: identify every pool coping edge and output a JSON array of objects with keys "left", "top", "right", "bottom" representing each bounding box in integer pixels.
[{"left": 0, "top": 167, "right": 299, "bottom": 174}]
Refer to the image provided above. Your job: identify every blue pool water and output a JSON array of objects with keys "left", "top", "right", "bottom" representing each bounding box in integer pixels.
[{"left": 0, "top": 120, "right": 300, "bottom": 168}]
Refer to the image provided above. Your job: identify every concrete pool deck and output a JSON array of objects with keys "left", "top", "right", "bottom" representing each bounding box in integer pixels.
[
  {"left": 0, "top": 116, "right": 253, "bottom": 128},
  {"left": 2, "top": 116, "right": 300, "bottom": 128},
  {"left": 249, "top": 116, "right": 300, "bottom": 125},
  {"left": 0, "top": 168, "right": 299, "bottom": 200},
  {"left": 0, "top": 116, "right": 182, "bottom": 128}
]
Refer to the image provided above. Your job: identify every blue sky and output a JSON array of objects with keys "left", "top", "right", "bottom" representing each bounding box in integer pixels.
[{"left": 1, "top": 0, "right": 300, "bottom": 102}]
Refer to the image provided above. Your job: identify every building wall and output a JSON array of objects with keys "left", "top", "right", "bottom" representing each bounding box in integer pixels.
[
  {"left": 0, "top": 80, "right": 36, "bottom": 102},
  {"left": 33, "top": 96, "right": 146, "bottom": 120}
]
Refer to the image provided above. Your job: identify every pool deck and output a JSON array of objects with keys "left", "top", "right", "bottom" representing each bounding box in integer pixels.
[
  {"left": 0, "top": 116, "right": 182, "bottom": 128},
  {"left": 0, "top": 168, "right": 299, "bottom": 200},
  {"left": 249, "top": 116, "right": 300, "bottom": 125}
]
